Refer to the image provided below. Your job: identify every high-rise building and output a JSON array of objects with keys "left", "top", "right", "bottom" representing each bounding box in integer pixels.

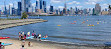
[
  {"left": 22, "top": 0, "right": 26, "bottom": 12},
  {"left": 4, "top": 1, "right": 7, "bottom": 15},
  {"left": 64, "top": 0, "right": 67, "bottom": 14},
  {"left": 12, "top": 3, "right": 15, "bottom": 15},
  {"left": 12, "top": 7, "right": 15, "bottom": 15},
  {"left": 18, "top": 2, "right": 22, "bottom": 15},
  {"left": 95, "top": 3, "right": 101, "bottom": 15},
  {"left": 40, "top": 0, "right": 43, "bottom": 9},
  {"left": 92, "top": 8, "right": 95, "bottom": 15},
  {"left": 21, "top": 0, "right": 31, "bottom": 12},
  {"left": 8, "top": 5, "right": 10, "bottom": 15},
  {"left": 35, "top": 0, "right": 39, "bottom": 12},
  {"left": 43, "top": 1, "right": 46, "bottom": 13},
  {"left": 50, "top": 5, "right": 53, "bottom": 12}
]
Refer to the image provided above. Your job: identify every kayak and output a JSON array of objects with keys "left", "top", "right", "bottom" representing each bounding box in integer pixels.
[
  {"left": 41, "top": 38, "right": 48, "bottom": 40},
  {"left": 26, "top": 36, "right": 34, "bottom": 39},
  {"left": 1, "top": 43, "right": 13, "bottom": 46},
  {"left": 0, "top": 37, "right": 10, "bottom": 39}
]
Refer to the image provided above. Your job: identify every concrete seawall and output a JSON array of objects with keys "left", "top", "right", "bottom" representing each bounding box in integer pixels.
[{"left": 0, "top": 19, "right": 47, "bottom": 30}]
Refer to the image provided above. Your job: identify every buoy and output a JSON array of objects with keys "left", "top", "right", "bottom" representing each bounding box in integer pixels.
[
  {"left": 82, "top": 21, "right": 85, "bottom": 24},
  {"left": 97, "top": 22, "right": 99, "bottom": 24},
  {"left": 70, "top": 23, "right": 76, "bottom": 24},
  {"left": 74, "top": 21, "right": 76, "bottom": 22},
  {"left": 87, "top": 20, "right": 88, "bottom": 21},
  {"left": 57, "top": 25, "right": 61, "bottom": 26},
  {"left": 88, "top": 24, "right": 94, "bottom": 26}
]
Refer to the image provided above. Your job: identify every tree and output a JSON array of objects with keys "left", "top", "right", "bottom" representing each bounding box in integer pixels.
[
  {"left": 109, "top": 5, "right": 111, "bottom": 10},
  {"left": 21, "top": 12, "right": 28, "bottom": 19}
]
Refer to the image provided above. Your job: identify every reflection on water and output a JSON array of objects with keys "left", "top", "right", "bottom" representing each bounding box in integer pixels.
[{"left": 0, "top": 16, "right": 111, "bottom": 45}]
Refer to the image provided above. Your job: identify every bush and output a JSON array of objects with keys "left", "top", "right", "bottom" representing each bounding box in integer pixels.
[{"left": 21, "top": 12, "right": 28, "bottom": 19}]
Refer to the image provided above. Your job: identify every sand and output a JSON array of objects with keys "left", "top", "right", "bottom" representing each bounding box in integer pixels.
[
  {"left": 0, "top": 39, "right": 103, "bottom": 49},
  {"left": 0, "top": 39, "right": 67, "bottom": 49}
]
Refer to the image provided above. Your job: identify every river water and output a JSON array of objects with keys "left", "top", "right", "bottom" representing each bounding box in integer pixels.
[{"left": 0, "top": 16, "right": 111, "bottom": 45}]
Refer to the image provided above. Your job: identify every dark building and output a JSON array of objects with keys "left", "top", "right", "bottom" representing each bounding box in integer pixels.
[
  {"left": 4, "top": 6, "right": 7, "bottom": 15},
  {"left": 40, "top": 0, "right": 43, "bottom": 9},
  {"left": 18, "top": 2, "right": 22, "bottom": 15},
  {"left": 50, "top": 5, "right": 53, "bottom": 12},
  {"left": 43, "top": 1, "right": 46, "bottom": 13},
  {"left": 36, "top": 0, "right": 38, "bottom": 7},
  {"left": 12, "top": 7, "right": 15, "bottom": 15}
]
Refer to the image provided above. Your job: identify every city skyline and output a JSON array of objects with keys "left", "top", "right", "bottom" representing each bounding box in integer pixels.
[{"left": 0, "top": 0, "right": 110, "bottom": 10}]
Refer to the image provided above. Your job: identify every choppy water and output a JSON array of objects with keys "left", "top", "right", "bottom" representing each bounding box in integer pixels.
[{"left": 0, "top": 15, "right": 111, "bottom": 45}]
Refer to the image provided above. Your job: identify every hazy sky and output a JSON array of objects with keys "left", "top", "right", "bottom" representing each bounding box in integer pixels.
[{"left": 0, "top": 0, "right": 110, "bottom": 10}]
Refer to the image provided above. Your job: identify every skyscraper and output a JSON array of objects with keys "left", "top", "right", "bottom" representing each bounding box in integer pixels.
[
  {"left": 4, "top": 1, "right": 7, "bottom": 15},
  {"left": 43, "top": 1, "right": 46, "bottom": 13},
  {"left": 12, "top": 3, "right": 15, "bottom": 15},
  {"left": 40, "top": 0, "right": 43, "bottom": 9},
  {"left": 9, "top": 5, "right": 10, "bottom": 15},
  {"left": 50, "top": 5, "right": 53, "bottom": 12},
  {"left": 92, "top": 8, "right": 95, "bottom": 15},
  {"left": 64, "top": 0, "right": 67, "bottom": 14},
  {"left": 22, "top": 0, "right": 26, "bottom": 12},
  {"left": 95, "top": 3, "right": 101, "bottom": 15},
  {"left": 18, "top": 2, "right": 22, "bottom": 15},
  {"left": 21, "top": 0, "right": 31, "bottom": 12}
]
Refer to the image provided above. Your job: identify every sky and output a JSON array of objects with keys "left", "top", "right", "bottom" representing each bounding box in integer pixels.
[{"left": 0, "top": 0, "right": 110, "bottom": 10}]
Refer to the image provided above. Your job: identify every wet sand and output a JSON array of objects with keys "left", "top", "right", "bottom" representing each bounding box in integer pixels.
[{"left": 0, "top": 38, "right": 103, "bottom": 49}]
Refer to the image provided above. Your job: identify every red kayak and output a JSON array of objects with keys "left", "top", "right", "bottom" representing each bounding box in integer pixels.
[{"left": 0, "top": 37, "right": 10, "bottom": 39}]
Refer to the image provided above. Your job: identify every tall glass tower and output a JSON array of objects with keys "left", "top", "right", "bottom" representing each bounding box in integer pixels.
[
  {"left": 39, "top": 0, "right": 43, "bottom": 9},
  {"left": 21, "top": 0, "right": 31, "bottom": 12},
  {"left": 43, "top": 1, "right": 46, "bottom": 13}
]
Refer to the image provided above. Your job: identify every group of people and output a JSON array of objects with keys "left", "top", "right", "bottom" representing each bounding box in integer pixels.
[
  {"left": 19, "top": 31, "right": 48, "bottom": 49},
  {"left": 19, "top": 31, "right": 48, "bottom": 41}
]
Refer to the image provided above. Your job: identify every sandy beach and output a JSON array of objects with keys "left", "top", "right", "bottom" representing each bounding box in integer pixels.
[{"left": 0, "top": 38, "right": 103, "bottom": 49}]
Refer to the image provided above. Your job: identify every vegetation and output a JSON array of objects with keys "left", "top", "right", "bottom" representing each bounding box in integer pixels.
[
  {"left": 109, "top": 5, "right": 111, "bottom": 10},
  {"left": 21, "top": 12, "right": 28, "bottom": 19}
]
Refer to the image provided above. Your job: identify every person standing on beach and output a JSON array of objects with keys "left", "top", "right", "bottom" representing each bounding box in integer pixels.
[
  {"left": 38, "top": 34, "right": 41, "bottom": 41},
  {"left": 21, "top": 45, "right": 26, "bottom": 49}
]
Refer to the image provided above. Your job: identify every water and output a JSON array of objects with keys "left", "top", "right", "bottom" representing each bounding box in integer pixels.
[{"left": 0, "top": 15, "right": 111, "bottom": 45}]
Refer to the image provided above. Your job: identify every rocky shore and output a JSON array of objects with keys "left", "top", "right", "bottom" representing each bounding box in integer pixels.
[{"left": 0, "top": 19, "right": 47, "bottom": 30}]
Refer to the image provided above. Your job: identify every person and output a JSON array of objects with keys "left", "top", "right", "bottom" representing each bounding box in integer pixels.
[
  {"left": 0, "top": 42, "right": 4, "bottom": 49},
  {"left": 27, "top": 32, "right": 30, "bottom": 37},
  {"left": 38, "top": 34, "right": 41, "bottom": 41},
  {"left": 43, "top": 35, "right": 48, "bottom": 38},
  {"left": 24, "top": 34, "right": 26, "bottom": 40},
  {"left": 34, "top": 33, "right": 36, "bottom": 38},
  {"left": 22, "top": 32, "right": 24, "bottom": 35},
  {"left": 19, "top": 32, "right": 21, "bottom": 40},
  {"left": 21, "top": 34, "right": 24, "bottom": 41},
  {"left": 21, "top": 45, "right": 25, "bottom": 49},
  {"left": 28, "top": 42, "right": 30, "bottom": 47}
]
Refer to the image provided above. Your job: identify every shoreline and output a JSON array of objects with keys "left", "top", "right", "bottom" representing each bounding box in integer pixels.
[
  {"left": 0, "top": 19, "right": 47, "bottom": 30},
  {"left": 0, "top": 38, "right": 103, "bottom": 49}
]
